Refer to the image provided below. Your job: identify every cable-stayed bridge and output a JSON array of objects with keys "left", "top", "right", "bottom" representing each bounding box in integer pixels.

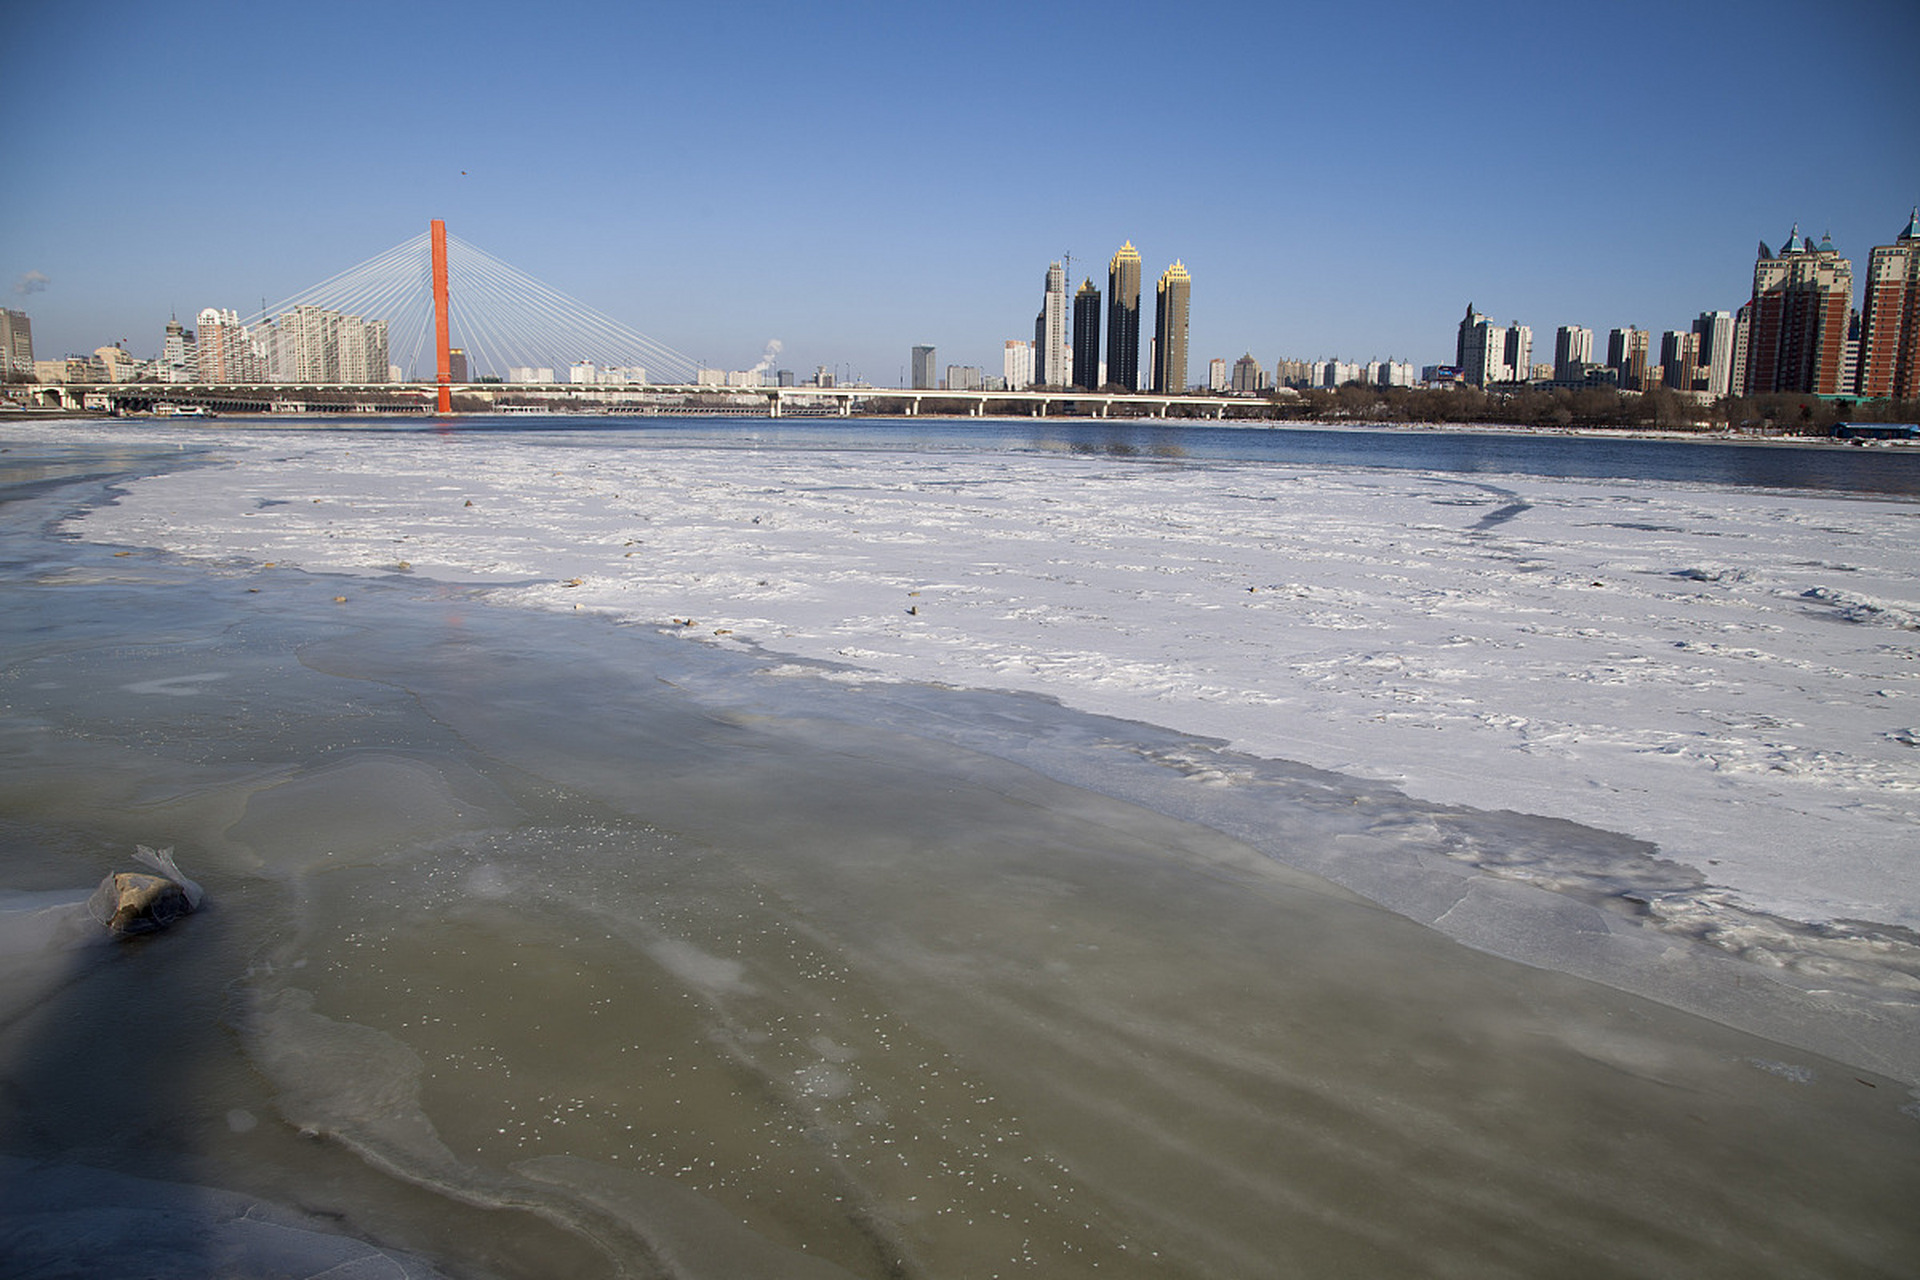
[{"left": 249, "top": 220, "right": 704, "bottom": 395}]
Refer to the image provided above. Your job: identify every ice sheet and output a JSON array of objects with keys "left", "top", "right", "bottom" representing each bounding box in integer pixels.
[
  {"left": 6, "top": 433, "right": 1919, "bottom": 1279},
  {"left": 44, "top": 421, "right": 1917, "bottom": 937}
]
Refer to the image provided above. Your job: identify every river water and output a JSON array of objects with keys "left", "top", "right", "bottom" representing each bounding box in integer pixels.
[
  {"left": 237, "top": 414, "right": 1920, "bottom": 495},
  {"left": 2, "top": 426, "right": 1917, "bottom": 1279}
]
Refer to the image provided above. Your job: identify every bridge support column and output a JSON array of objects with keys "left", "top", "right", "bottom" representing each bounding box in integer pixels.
[
  {"left": 768, "top": 393, "right": 781, "bottom": 418},
  {"left": 909, "top": 397, "right": 919, "bottom": 416},
  {"left": 431, "top": 219, "right": 453, "bottom": 414}
]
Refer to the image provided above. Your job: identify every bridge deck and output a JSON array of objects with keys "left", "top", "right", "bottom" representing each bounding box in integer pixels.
[{"left": 16, "top": 382, "right": 1294, "bottom": 420}]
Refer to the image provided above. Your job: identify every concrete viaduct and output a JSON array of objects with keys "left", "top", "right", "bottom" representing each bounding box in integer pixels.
[{"left": 17, "top": 381, "right": 1289, "bottom": 421}]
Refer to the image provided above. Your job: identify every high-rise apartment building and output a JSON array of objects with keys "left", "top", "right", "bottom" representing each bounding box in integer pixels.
[
  {"left": 343, "top": 314, "right": 390, "bottom": 383},
  {"left": 0, "top": 309, "right": 32, "bottom": 379},
  {"left": 1607, "top": 326, "right": 1652, "bottom": 390},
  {"left": 1107, "top": 242, "right": 1141, "bottom": 391},
  {"left": 1454, "top": 307, "right": 1532, "bottom": 386},
  {"left": 1553, "top": 325, "right": 1593, "bottom": 381},
  {"left": 1730, "top": 307, "right": 1752, "bottom": 397},
  {"left": 196, "top": 307, "right": 267, "bottom": 382},
  {"left": 1841, "top": 311, "right": 1862, "bottom": 397},
  {"left": 1858, "top": 208, "right": 1920, "bottom": 400},
  {"left": 1003, "top": 339, "right": 1033, "bottom": 391},
  {"left": 911, "top": 345, "right": 936, "bottom": 390},
  {"left": 1275, "top": 359, "right": 1315, "bottom": 389},
  {"left": 260, "top": 304, "right": 390, "bottom": 383},
  {"left": 1743, "top": 225, "right": 1853, "bottom": 396},
  {"left": 161, "top": 317, "right": 197, "bottom": 384},
  {"left": 1035, "top": 263, "right": 1069, "bottom": 387},
  {"left": 270, "top": 305, "right": 340, "bottom": 382},
  {"left": 1072, "top": 280, "right": 1102, "bottom": 391},
  {"left": 1230, "top": 353, "right": 1265, "bottom": 392},
  {"left": 1661, "top": 330, "right": 1700, "bottom": 391},
  {"left": 1456, "top": 304, "right": 1485, "bottom": 371},
  {"left": 1461, "top": 315, "right": 1514, "bottom": 386},
  {"left": 1151, "top": 261, "right": 1190, "bottom": 393},
  {"left": 1505, "top": 325, "right": 1533, "bottom": 384},
  {"left": 1692, "top": 310, "right": 1736, "bottom": 397}
]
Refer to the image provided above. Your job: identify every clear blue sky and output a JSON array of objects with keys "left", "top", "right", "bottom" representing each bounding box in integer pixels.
[{"left": 6, "top": 0, "right": 1917, "bottom": 383}]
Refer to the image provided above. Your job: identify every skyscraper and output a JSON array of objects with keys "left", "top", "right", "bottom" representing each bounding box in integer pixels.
[
  {"left": 1731, "top": 307, "right": 1752, "bottom": 397},
  {"left": 1106, "top": 242, "right": 1141, "bottom": 391},
  {"left": 1231, "top": 353, "right": 1265, "bottom": 392},
  {"left": 1858, "top": 208, "right": 1920, "bottom": 401},
  {"left": 1743, "top": 225, "right": 1853, "bottom": 396},
  {"left": 1504, "top": 325, "right": 1533, "bottom": 384},
  {"left": 1607, "top": 327, "right": 1651, "bottom": 390},
  {"left": 1036, "top": 263, "right": 1069, "bottom": 387},
  {"left": 1152, "top": 261, "right": 1190, "bottom": 393},
  {"left": 1660, "top": 330, "right": 1699, "bottom": 391},
  {"left": 911, "top": 345, "right": 936, "bottom": 390},
  {"left": 161, "top": 316, "right": 196, "bottom": 384},
  {"left": 0, "top": 309, "right": 32, "bottom": 380},
  {"left": 1461, "top": 315, "right": 1517, "bottom": 387},
  {"left": 1072, "top": 279, "right": 1101, "bottom": 390},
  {"left": 1553, "top": 325, "right": 1593, "bottom": 381},
  {"left": 1456, "top": 304, "right": 1486, "bottom": 370},
  {"left": 1692, "top": 310, "right": 1736, "bottom": 397}
]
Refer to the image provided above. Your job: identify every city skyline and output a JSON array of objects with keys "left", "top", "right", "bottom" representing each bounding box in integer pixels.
[
  {"left": 4, "top": 0, "right": 1916, "bottom": 381},
  {"left": 15, "top": 212, "right": 1920, "bottom": 399}
]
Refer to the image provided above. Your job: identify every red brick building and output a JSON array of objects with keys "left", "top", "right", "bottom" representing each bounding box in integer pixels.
[
  {"left": 1857, "top": 209, "right": 1920, "bottom": 401},
  {"left": 1743, "top": 226, "right": 1853, "bottom": 396}
]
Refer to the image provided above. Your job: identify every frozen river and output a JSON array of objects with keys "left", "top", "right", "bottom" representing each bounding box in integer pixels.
[{"left": 2, "top": 420, "right": 1916, "bottom": 1278}]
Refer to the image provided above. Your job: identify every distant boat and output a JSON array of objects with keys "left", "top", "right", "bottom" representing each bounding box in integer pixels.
[{"left": 155, "top": 404, "right": 213, "bottom": 418}]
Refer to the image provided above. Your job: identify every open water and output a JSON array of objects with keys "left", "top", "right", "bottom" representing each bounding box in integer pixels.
[
  {"left": 2, "top": 426, "right": 1917, "bottom": 1279},
  {"left": 265, "top": 414, "right": 1920, "bottom": 496}
]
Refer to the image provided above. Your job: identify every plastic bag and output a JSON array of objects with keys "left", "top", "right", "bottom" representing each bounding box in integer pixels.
[{"left": 86, "top": 845, "right": 205, "bottom": 935}]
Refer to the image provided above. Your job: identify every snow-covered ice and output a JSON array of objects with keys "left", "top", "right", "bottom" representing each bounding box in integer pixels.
[{"left": 50, "top": 421, "right": 1916, "bottom": 938}]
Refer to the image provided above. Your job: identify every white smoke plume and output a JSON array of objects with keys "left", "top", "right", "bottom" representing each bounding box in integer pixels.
[
  {"left": 13, "top": 271, "right": 50, "bottom": 295},
  {"left": 748, "top": 338, "right": 784, "bottom": 376}
]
